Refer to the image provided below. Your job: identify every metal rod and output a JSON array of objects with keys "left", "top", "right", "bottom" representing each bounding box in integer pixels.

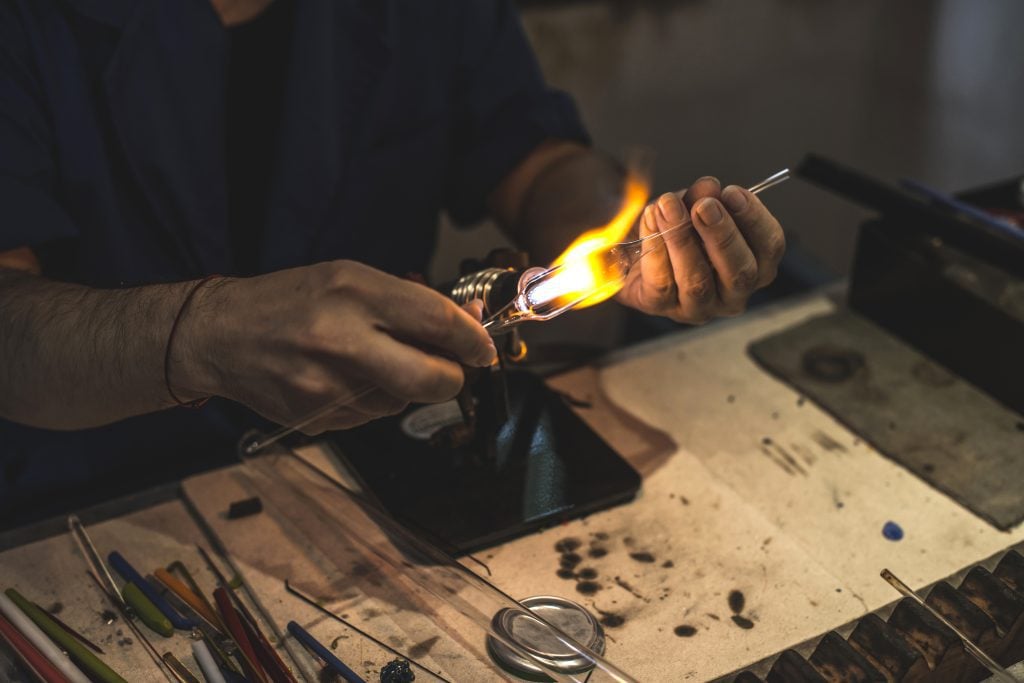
[
  {"left": 242, "top": 385, "right": 376, "bottom": 455},
  {"left": 880, "top": 568, "right": 1017, "bottom": 682},
  {"left": 68, "top": 515, "right": 132, "bottom": 616},
  {"left": 284, "top": 579, "right": 453, "bottom": 683},
  {"left": 84, "top": 571, "right": 176, "bottom": 683}
]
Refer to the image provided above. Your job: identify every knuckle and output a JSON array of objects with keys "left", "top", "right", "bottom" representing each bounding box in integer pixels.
[
  {"left": 712, "top": 226, "right": 740, "bottom": 251},
  {"left": 764, "top": 232, "right": 787, "bottom": 263},
  {"left": 731, "top": 263, "right": 758, "bottom": 292},
  {"left": 684, "top": 275, "right": 715, "bottom": 305}
]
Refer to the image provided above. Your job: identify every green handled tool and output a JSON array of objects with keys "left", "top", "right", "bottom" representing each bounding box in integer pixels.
[
  {"left": 122, "top": 582, "right": 174, "bottom": 637},
  {"left": 5, "top": 588, "right": 128, "bottom": 683}
]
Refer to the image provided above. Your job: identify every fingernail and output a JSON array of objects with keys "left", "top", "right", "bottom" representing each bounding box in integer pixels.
[
  {"left": 695, "top": 175, "right": 720, "bottom": 186},
  {"left": 696, "top": 197, "right": 723, "bottom": 225},
  {"left": 722, "top": 186, "right": 748, "bottom": 214},
  {"left": 657, "top": 193, "right": 684, "bottom": 223},
  {"left": 478, "top": 343, "right": 497, "bottom": 367}
]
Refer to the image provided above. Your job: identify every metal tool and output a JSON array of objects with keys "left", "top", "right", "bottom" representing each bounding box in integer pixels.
[
  {"left": 880, "top": 568, "right": 1018, "bottom": 682},
  {"left": 67, "top": 515, "right": 132, "bottom": 617},
  {"left": 284, "top": 579, "right": 453, "bottom": 683}
]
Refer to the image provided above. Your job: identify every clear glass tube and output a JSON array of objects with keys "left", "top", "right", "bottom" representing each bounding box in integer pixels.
[
  {"left": 241, "top": 449, "right": 638, "bottom": 682},
  {"left": 484, "top": 168, "right": 790, "bottom": 335}
]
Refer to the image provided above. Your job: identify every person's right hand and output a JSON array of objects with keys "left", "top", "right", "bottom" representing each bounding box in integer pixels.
[{"left": 173, "top": 260, "right": 497, "bottom": 433}]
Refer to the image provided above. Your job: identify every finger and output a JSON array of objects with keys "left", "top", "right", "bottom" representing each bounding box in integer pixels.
[
  {"left": 461, "top": 299, "right": 485, "bottom": 322},
  {"left": 678, "top": 176, "right": 722, "bottom": 210},
  {"left": 302, "top": 406, "right": 375, "bottom": 434},
  {"left": 655, "top": 192, "right": 717, "bottom": 323},
  {"left": 636, "top": 201, "right": 677, "bottom": 311},
  {"left": 721, "top": 186, "right": 786, "bottom": 287},
  {"left": 346, "top": 386, "right": 409, "bottom": 417},
  {"left": 377, "top": 280, "right": 497, "bottom": 368},
  {"left": 690, "top": 196, "right": 759, "bottom": 312},
  {"left": 357, "top": 335, "right": 466, "bottom": 404}
]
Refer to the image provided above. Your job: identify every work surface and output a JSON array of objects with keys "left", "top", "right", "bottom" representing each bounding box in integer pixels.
[{"left": 2, "top": 292, "right": 1022, "bottom": 681}]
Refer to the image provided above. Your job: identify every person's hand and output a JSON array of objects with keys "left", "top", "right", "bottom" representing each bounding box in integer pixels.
[
  {"left": 615, "top": 176, "right": 785, "bottom": 324},
  {"left": 175, "top": 260, "right": 497, "bottom": 433}
]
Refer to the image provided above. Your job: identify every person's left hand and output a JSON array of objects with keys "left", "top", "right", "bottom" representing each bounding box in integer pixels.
[{"left": 616, "top": 176, "right": 785, "bottom": 324}]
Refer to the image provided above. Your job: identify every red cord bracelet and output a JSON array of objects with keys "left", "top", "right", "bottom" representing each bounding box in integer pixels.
[{"left": 164, "top": 274, "right": 221, "bottom": 408}]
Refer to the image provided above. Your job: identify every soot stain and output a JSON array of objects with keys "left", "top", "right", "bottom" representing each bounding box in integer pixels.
[
  {"left": 588, "top": 547, "right": 608, "bottom": 558},
  {"left": 661, "top": 560, "right": 674, "bottom": 568},
  {"left": 560, "top": 552, "right": 583, "bottom": 568},
  {"left": 680, "top": 496, "right": 690, "bottom": 505},
  {"left": 556, "top": 568, "right": 576, "bottom": 580},
  {"left": 728, "top": 590, "right": 745, "bottom": 614},
  {"left": 408, "top": 635, "right": 440, "bottom": 659},
  {"left": 576, "top": 581, "right": 601, "bottom": 595},
  {"left": 801, "top": 345, "right": 865, "bottom": 383},
  {"left": 731, "top": 615, "right": 755, "bottom": 630},
  {"left": 706, "top": 613, "right": 720, "bottom": 621},
  {"left": 593, "top": 531, "right": 609, "bottom": 541},
  {"left": 47, "top": 602, "right": 63, "bottom": 615},
  {"left": 117, "top": 637, "right": 133, "bottom": 647},
  {"left": 577, "top": 567, "right": 598, "bottom": 581},
  {"left": 623, "top": 536, "right": 636, "bottom": 548},
  {"left": 629, "top": 551, "right": 656, "bottom": 563},
  {"left": 673, "top": 625, "right": 697, "bottom": 637},
  {"left": 555, "top": 538, "right": 582, "bottom": 553},
  {"left": 599, "top": 613, "right": 625, "bottom": 628},
  {"left": 727, "top": 395, "right": 735, "bottom": 403},
  {"left": 100, "top": 610, "right": 117, "bottom": 625}
]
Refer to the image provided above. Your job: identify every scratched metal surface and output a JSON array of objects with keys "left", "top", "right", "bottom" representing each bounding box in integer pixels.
[{"left": 749, "top": 309, "right": 1024, "bottom": 529}]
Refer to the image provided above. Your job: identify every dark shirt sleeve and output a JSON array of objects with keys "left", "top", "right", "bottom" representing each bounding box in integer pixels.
[
  {"left": 0, "top": 6, "right": 79, "bottom": 252},
  {"left": 444, "top": 0, "right": 589, "bottom": 226}
]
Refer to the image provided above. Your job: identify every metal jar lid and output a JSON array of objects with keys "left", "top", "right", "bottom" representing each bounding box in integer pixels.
[{"left": 486, "top": 595, "right": 606, "bottom": 682}]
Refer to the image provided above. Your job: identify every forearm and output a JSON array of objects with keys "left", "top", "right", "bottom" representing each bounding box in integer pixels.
[
  {"left": 0, "top": 268, "right": 213, "bottom": 429},
  {"left": 500, "top": 144, "right": 626, "bottom": 265}
]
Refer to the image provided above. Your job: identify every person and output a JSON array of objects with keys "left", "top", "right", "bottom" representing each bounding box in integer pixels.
[{"left": 0, "top": 0, "right": 784, "bottom": 526}]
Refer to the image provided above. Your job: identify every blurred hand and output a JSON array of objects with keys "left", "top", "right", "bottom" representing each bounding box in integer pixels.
[
  {"left": 177, "top": 260, "right": 496, "bottom": 433},
  {"left": 616, "top": 176, "right": 785, "bottom": 324}
]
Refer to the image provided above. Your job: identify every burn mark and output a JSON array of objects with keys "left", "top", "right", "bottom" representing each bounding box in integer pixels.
[
  {"left": 555, "top": 538, "right": 582, "bottom": 553},
  {"left": 560, "top": 552, "right": 583, "bottom": 568},
  {"left": 614, "top": 577, "right": 648, "bottom": 602},
  {"left": 674, "top": 625, "right": 697, "bottom": 637},
  {"left": 679, "top": 496, "right": 690, "bottom": 506},
  {"left": 727, "top": 395, "right": 735, "bottom": 403},
  {"left": 46, "top": 602, "right": 63, "bottom": 615},
  {"left": 577, "top": 567, "right": 598, "bottom": 581},
  {"left": 728, "top": 590, "right": 746, "bottom": 614},
  {"left": 556, "top": 568, "right": 576, "bottom": 580},
  {"left": 576, "top": 581, "right": 601, "bottom": 595},
  {"left": 759, "top": 437, "right": 806, "bottom": 476},
  {"left": 100, "top": 610, "right": 117, "bottom": 625},
  {"left": 811, "top": 431, "right": 847, "bottom": 453},
  {"left": 587, "top": 547, "right": 608, "bottom": 559},
  {"left": 409, "top": 636, "right": 440, "bottom": 659},
  {"left": 661, "top": 560, "right": 674, "bottom": 569},
  {"left": 706, "top": 613, "right": 720, "bottom": 621},
  {"left": 593, "top": 531, "right": 609, "bottom": 541},
  {"left": 731, "top": 615, "right": 755, "bottom": 630},
  {"left": 629, "top": 552, "right": 656, "bottom": 563},
  {"left": 801, "top": 345, "right": 865, "bottom": 383},
  {"left": 599, "top": 613, "right": 625, "bottom": 628}
]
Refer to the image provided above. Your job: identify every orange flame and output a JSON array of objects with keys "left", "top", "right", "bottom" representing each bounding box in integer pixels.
[{"left": 546, "top": 173, "right": 650, "bottom": 309}]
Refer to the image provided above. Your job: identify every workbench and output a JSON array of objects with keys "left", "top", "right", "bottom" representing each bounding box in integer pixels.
[{"left": 2, "top": 291, "right": 1022, "bottom": 681}]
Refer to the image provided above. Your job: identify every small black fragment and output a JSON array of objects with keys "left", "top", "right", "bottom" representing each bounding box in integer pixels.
[
  {"left": 556, "top": 568, "right": 576, "bottom": 580},
  {"left": 628, "top": 552, "right": 655, "bottom": 563},
  {"left": 575, "top": 581, "right": 601, "bottom": 595},
  {"left": 673, "top": 625, "right": 697, "bottom": 637},
  {"left": 227, "top": 496, "right": 263, "bottom": 519},
  {"left": 728, "top": 590, "right": 745, "bottom": 614},
  {"left": 47, "top": 602, "right": 63, "bottom": 615},
  {"left": 100, "top": 610, "right": 117, "bottom": 625},
  {"left": 380, "top": 658, "right": 415, "bottom": 683},
  {"left": 731, "top": 615, "right": 755, "bottom": 629},
  {"left": 587, "top": 547, "right": 608, "bottom": 559},
  {"left": 661, "top": 560, "right": 674, "bottom": 569},
  {"left": 577, "top": 567, "right": 598, "bottom": 580}
]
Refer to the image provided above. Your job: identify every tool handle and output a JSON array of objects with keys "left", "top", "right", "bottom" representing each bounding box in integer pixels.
[
  {"left": 108, "top": 552, "right": 193, "bottom": 631},
  {"left": 286, "top": 621, "right": 365, "bottom": 683},
  {"left": 4, "top": 589, "right": 127, "bottom": 683},
  {"left": 0, "top": 611, "right": 72, "bottom": 683},
  {"left": 214, "top": 587, "right": 268, "bottom": 683},
  {"left": 122, "top": 583, "right": 174, "bottom": 638}
]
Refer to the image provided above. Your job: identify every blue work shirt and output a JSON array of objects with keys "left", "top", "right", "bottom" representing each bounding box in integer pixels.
[{"left": 0, "top": 0, "right": 587, "bottom": 527}]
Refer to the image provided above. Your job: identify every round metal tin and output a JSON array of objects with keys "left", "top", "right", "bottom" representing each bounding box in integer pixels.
[{"left": 486, "top": 595, "right": 606, "bottom": 681}]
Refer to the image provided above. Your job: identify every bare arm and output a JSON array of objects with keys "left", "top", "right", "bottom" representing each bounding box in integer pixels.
[{"left": 0, "top": 261, "right": 496, "bottom": 432}]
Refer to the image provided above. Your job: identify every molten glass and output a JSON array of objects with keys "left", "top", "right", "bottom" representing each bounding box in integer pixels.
[{"left": 484, "top": 168, "right": 790, "bottom": 335}]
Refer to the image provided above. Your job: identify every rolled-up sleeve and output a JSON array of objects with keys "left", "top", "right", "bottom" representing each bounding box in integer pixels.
[
  {"left": 444, "top": 0, "right": 589, "bottom": 226},
  {"left": 0, "top": 6, "right": 78, "bottom": 251}
]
